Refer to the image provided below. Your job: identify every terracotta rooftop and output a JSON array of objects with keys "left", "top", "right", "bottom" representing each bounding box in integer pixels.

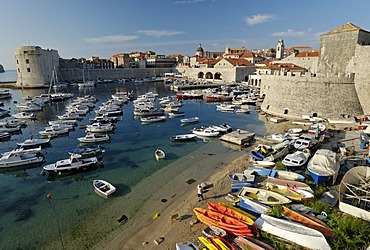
[
  {"left": 296, "top": 51, "right": 319, "bottom": 57},
  {"left": 223, "top": 58, "right": 254, "bottom": 66}
]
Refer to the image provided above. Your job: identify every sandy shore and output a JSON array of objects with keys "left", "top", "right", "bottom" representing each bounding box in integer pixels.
[{"left": 42, "top": 115, "right": 362, "bottom": 250}]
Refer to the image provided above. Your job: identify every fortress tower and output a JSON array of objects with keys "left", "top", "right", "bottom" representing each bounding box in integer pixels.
[
  {"left": 15, "top": 46, "right": 60, "bottom": 88},
  {"left": 260, "top": 23, "right": 370, "bottom": 118},
  {"left": 276, "top": 39, "right": 284, "bottom": 59}
]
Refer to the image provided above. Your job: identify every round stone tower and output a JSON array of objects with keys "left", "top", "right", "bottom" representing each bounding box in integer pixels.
[{"left": 15, "top": 46, "right": 60, "bottom": 88}]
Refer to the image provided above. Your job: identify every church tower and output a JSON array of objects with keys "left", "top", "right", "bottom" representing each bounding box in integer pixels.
[
  {"left": 195, "top": 43, "right": 204, "bottom": 57},
  {"left": 276, "top": 39, "right": 284, "bottom": 59}
]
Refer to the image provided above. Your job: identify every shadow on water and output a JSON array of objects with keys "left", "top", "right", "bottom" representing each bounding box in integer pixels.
[{"left": 111, "top": 183, "right": 131, "bottom": 196}]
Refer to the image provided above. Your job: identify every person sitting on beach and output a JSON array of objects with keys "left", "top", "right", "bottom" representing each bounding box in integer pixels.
[{"left": 197, "top": 184, "right": 205, "bottom": 202}]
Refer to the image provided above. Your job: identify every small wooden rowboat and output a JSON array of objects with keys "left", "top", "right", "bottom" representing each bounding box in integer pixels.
[
  {"left": 193, "top": 207, "right": 253, "bottom": 236},
  {"left": 155, "top": 149, "right": 165, "bottom": 161},
  {"left": 207, "top": 202, "right": 255, "bottom": 225},
  {"left": 264, "top": 177, "right": 314, "bottom": 193},
  {"left": 238, "top": 186, "right": 291, "bottom": 205},
  {"left": 93, "top": 179, "right": 116, "bottom": 198},
  {"left": 283, "top": 206, "right": 335, "bottom": 237}
]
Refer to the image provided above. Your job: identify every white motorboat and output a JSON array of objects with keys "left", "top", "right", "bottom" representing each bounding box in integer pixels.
[
  {"left": 208, "top": 124, "right": 232, "bottom": 133},
  {"left": 0, "top": 132, "right": 11, "bottom": 141},
  {"left": 17, "top": 138, "right": 51, "bottom": 148},
  {"left": 282, "top": 149, "right": 311, "bottom": 169},
  {"left": 85, "top": 122, "right": 115, "bottom": 133},
  {"left": 0, "top": 108, "right": 10, "bottom": 117},
  {"left": 39, "top": 126, "right": 69, "bottom": 138},
  {"left": 170, "top": 134, "right": 197, "bottom": 141},
  {"left": 180, "top": 117, "right": 199, "bottom": 124},
  {"left": 67, "top": 145, "right": 105, "bottom": 158},
  {"left": 168, "top": 111, "right": 185, "bottom": 118},
  {"left": 192, "top": 128, "right": 219, "bottom": 137},
  {"left": 255, "top": 214, "right": 331, "bottom": 250},
  {"left": 0, "top": 124, "right": 21, "bottom": 133},
  {"left": 77, "top": 133, "right": 110, "bottom": 143},
  {"left": 42, "top": 154, "right": 99, "bottom": 174},
  {"left": 141, "top": 116, "right": 167, "bottom": 124},
  {"left": 12, "top": 112, "right": 36, "bottom": 119},
  {"left": 155, "top": 149, "right": 165, "bottom": 161},
  {"left": 93, "top": 179, "right": 116, "bottom": 198},
  {"left": 0, "top": 149, "right": 44, "bottom": 168}
]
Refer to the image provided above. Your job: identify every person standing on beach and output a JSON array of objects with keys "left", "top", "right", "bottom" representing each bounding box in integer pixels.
[{"left": 197, "top": 184, "right": 205, "bottom": 201}]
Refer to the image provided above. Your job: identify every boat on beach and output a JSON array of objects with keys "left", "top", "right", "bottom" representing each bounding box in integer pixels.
[
  {"left": 155, "top": 149, "right": 165, "bottom": 161},
  {"left": 206, "top": 202, "right": 255, "bottom": 225},
  {"left": 339, "top": 166, "right": 370, "bottom": 222},
  {"left": 245, "top": 167, "right": 305, "bottom": 181},
  {"left": 255, "top": 214, "right": 331, "bottom": 250},
  {"left": 263, "top": 177, "right": 314, "bottom": 193},
  {"left": 307, "top": 149, "right": 340, "bottom": 185},
  {"left": 93, "top": 179, "right": 116, "bottom": 198},
  {"left": 238, "top": 198, "right": 269, "bottom": 218},
  {"left": 282, "top": 206, "right": 335, "bottom": 237},
  {"left": 282, "top": 149, "right": 311, "bottom": 169},
  {"left": 238, "top": 186, "right": 291, "bottom": 205},
  {"left": 193, "top": 207, "right": 253, "bottom": 236}
]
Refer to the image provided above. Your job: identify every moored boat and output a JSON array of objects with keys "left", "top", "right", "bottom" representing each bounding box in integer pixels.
[
  {"left": 93, "top": 179, "right": 116, "bottom": 198},
  {"left": 0, "top": 148, "right": 44, "bottom": 168},
  {"left": 155, "top": 149, "right": 165, "bottom": 161},
  {"left": 17, "top": 138, "right": 51, "bottom": 149},
  {"left": 78, "top": 133, "right": 110, "bottom": 144},
  {"left": 67, "top": 145, "right": 105, "bottom": 158},
  {"left": 42, "top": 154, "right": 99, "bottom": 174},
  {"left": 170, "top": 134, "right": 197, "bottom": 142},
  {"left": 180, "top": 116, "right": 199, "bottom": 124},
  {"left": 206, "top": 202, "right": 255, "bottom": 225}
]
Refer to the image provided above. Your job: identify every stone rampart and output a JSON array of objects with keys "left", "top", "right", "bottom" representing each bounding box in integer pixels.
[
  {"left": 59, "top": 68, "right": 176, "bottom": 82},
  {"left": 353, "top": 44, "right": 370, "bottom": 115},
  {"left": 260, "top": 75, "right": 362, "bottom": 119}
]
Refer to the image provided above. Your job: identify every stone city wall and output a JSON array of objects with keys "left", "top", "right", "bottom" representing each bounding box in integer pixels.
[
  {"left": 59, "top": 68, "right": 176, "bottom": 82},
  {"left": 353, "top": 44, "right": 370, "bottom": 115},
  {"left": 260, "top": 74, "right": 362, "bottom": 119}
]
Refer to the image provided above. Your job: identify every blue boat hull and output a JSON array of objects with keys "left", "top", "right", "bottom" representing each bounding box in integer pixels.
[
  {"left": 308, "top": 169, "right": 332, "bottom": 185},
  {"left": 238, "top": 199, "right": 262, "bottom": 218},
  {"left": 250, "top": 151, "right": 264, "bottom": 161},
  {"left": 230, "top": 181, "right": 253, "bottom": 193}
]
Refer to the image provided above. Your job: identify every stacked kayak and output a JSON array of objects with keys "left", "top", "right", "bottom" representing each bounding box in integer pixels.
[{"left": 193, "top": 207, "right": 253, "bottom": 236}]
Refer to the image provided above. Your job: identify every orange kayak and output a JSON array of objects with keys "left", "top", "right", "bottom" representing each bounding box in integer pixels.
[
  {"left": 194, "top": 207, "right": 253, "bottom": 236},
  {"left": 207, "top": 202, "right": 255, "bottom": 225},
  {"left": 283, "top": 206, "right": 335, "bottom": 237}
]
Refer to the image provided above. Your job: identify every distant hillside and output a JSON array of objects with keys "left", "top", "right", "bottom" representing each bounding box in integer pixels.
[{"left": 0, "top": 64, "right": 4, "bottom": 73}]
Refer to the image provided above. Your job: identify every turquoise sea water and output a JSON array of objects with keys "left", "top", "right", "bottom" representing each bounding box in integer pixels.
[
  {"left": 0, "top": 81, "right": 266, "bottom": 249},
  {"left": 0, "top": 70, "right": 17, "bottom": 82}
]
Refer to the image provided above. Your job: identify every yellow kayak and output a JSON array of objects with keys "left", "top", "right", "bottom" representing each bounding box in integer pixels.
[{"left": 198, "top": 236, "right": 218, "bottom": 250}]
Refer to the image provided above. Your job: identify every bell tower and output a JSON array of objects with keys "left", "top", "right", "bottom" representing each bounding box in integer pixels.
[{"left": 276, "top": 39, "right": 284, "bottom": 59}]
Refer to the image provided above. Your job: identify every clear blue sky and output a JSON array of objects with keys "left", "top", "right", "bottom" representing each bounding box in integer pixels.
[{"left": 1, "top": 0, "right": 370, "bottom": 70}]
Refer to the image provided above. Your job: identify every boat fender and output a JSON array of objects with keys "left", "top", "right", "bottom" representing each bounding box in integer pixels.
[{"left": 153, "top": 212, "right": 160, "bottom": 219}]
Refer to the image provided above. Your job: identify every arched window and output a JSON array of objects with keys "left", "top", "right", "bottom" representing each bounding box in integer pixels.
[
  {"left": 312, "top": 112, "right": 318, "bottom": 117},
  {"left": 284, "top": 108, "right": 289, "bottom": 115}
]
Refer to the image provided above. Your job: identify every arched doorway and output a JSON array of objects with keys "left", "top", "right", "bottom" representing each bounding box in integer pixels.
[
  {"left": 214, "top": 72, "right": 222, "bottom": 80},
  {"left": 205, "top": 72, "right": 213, "bottom": 79},
  {"left": 284, "top": 108, "right": 289, "bottom": 115},
  {"left": 198, "top": 72, "right": 204, "bottom": 78}
]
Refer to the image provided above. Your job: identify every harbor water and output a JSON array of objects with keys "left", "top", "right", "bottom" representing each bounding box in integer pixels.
[{"left": 0, "top": 80, "right": 266, "bottom": 249}]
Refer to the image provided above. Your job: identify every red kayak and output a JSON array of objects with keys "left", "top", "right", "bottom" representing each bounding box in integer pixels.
[
  {"left": 207, "top": 202, "right": 255, "bottom": 225},
  {"left": 194, "top": 207, "right": 253, "bottom": 236}
]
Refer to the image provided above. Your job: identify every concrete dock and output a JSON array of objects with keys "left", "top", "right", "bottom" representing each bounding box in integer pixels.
[{"left": 220, "top": 130, "right": 255, "bottom": 146}]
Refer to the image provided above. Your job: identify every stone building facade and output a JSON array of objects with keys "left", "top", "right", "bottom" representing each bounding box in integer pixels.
[
  {"left": 260, "top": 23, "right": 370, "bottom": 118},
  {"left": 15, "top": 46, "right": 59, "bottom": 87}
]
